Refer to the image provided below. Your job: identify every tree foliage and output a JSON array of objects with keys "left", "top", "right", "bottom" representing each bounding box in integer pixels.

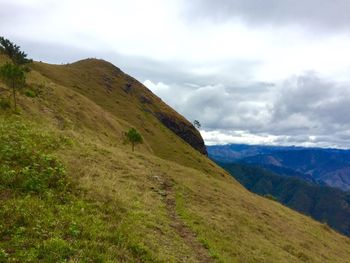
[
  {"left": 0, "top": 37, "right": 31, "bottom": 111},
  {"left": 125, "top": 128, "right": 143, "bottom": 152},
  {"left": 0, "top": 36, "right": 32, "bottom": 65},
  {"left": 0, "top": 62, "right": 26, "bottom": 111},
  {"left": 193, "top": 120, "right": 201, "bottom": 129}
]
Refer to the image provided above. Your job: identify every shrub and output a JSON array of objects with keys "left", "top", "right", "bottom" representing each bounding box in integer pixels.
[
  {"left": 0, "top": 98, "right": 11, "bottom": 110},
  {"left": 24, "top": 89, "right": 37, "bottom": 98},
  {"left": 125, "top": 128, "right": 143, "bottom": 152}
]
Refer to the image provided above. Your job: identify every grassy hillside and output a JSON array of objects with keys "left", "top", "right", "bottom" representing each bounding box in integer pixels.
[
  {"left": 32, "top": 59, "right": 207, "bottom": 157},
  {"left": 1, "top": 54, "right": 350, "bottom": 262}
]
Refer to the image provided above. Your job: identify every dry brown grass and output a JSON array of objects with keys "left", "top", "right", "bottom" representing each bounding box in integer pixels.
[{"left": 1, "top": 55, "right": 350, "bottom": 262}]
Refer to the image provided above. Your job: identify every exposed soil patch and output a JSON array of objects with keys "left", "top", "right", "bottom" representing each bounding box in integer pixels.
[
  {"left": 160, "top": 179, "right": 215, "bottom": 263},
  {"left": 0, "top": 189, "right": 13, "bottom": 201}
]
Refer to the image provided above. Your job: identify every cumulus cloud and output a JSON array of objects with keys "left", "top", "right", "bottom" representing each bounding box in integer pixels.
[
  {"left": 144, "top": 79, "right": 273, "bottom": 130},
  {"left": 201, "top": 130, "right": 279, "bottom": 146},
  {"left": 145, "top": 72, "right": 350, "bottom": 148},
  {"left": 271, "top": 73, "right": 350, "bottom": 134}
]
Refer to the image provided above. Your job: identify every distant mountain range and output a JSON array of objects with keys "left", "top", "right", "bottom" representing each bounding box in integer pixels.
[
  {"left": 218, "top": 162, "right": 350, "bottom": 237},
  {"left": 208, "top": 144, "right": 350, "bottom": 191},
  {"left": 209, "top": 144, "right": 350, "bottom": 237}
]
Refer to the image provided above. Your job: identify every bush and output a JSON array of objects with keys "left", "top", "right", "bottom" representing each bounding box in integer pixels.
[
  {"left": 24, "top": 89, "right": 37, "bottom": 98},
  {"left": 0, "top": 98, "right": 11, "bottom": 110}
]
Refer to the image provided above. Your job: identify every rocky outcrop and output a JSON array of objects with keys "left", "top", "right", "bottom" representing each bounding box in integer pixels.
[{"left": 155, "top": 112, "right": 207, "bottom": 155}]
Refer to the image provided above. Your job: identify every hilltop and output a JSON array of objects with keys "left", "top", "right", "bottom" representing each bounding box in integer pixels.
[{"left": 1, "top": 53, "right": 350, "bottom": 262}]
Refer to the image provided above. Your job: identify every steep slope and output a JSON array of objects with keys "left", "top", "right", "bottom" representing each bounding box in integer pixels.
[
  {"left": 32, "top": 59, "right": 207, "bottom": 156},
  {"left": 1, "top": 56, "right": 350, "bottom": 262},
  {"left": 219, "top": 162, "right": 350, "bottom": 237}
]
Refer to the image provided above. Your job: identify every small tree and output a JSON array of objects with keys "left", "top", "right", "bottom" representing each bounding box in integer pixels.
[
  {"left": 0, "top": 37, "right": 32, "bottom": 65},
  {"left": 125, "top": 128, "right": 143, "bottom": 152},
  {"left": 193, "top": 120, "right": 201, "bottom": 129},
  {"left": 0, "top": 63, "right": 25, "bottom": 111}
]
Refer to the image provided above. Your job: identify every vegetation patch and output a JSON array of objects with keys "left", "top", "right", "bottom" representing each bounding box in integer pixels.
[
  {"left": 23, "top": 88, "right": 37, "bottom": 98},
  {"left": 0, "top": 118, "right": 157, "bottom": 262},
  {"left": 0, "top": 119, "right": 67, "bottom": 194},
  {"left": 0, "top": 98, "right": 11, "bottom": 110}
]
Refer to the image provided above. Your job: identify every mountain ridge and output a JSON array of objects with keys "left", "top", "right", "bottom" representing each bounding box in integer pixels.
[
  {"left": 218, "top": 162, "right": 350, "bottom": 237},
  {"left": 208, "top": 143, "right": 350, "bottom": 191},
  {"left": 1, "top": 54, "right": 350, "bottom": 262},
  {"left": 32, "top": 58, "right": 208, "bottom": 156}
]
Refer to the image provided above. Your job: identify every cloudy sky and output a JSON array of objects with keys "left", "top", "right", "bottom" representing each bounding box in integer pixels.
[{"left": 2, "top": 0, "right": 350, "bottom": 148}]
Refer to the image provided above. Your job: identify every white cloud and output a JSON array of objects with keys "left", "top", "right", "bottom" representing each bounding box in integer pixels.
[
  {"left": 2, "top": 0, "right": 350, "bottom": 147},
  {"left": 143, "top": 80, "right": 170, "bottom": 94},
  {"left": 3, "top": 0, "right": 350, "bottom": 82},
  {"left": 201, "top": 130, "right": 279, "bottom": 146}
]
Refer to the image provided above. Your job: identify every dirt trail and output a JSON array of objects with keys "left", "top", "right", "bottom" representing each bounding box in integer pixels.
[{"left": 160, "top": 179, "right": 215, "bottom": 263}]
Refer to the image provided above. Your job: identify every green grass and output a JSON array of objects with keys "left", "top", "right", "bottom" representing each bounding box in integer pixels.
[
  {"left": 0, "top": 118, "right": 165, "bottom": 262},
  {"left": 0, "top": 119, "right": 67, "bottom": 195},
  {"left": 1, "top": 54, "right": 350, "bottom": 262}
]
